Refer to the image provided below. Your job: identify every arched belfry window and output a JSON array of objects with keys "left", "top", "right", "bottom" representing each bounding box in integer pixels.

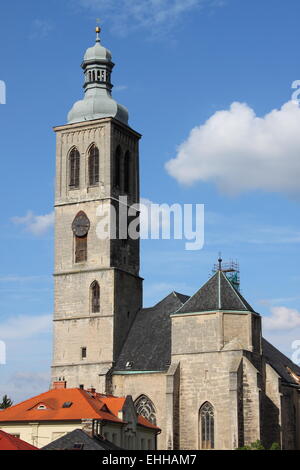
[
  {"left": 134, "top": 395, "right": 156, "bottom": 425},
  {"left": 124, "top": 151, "right": 130, "bottom": 194},
  {"left": 200, "top": 402, "right": 214, "bottom": 450},
  {"left": 69, "top": 148, "right": 80, "bottom": 188},
  {"left": 88, "top": 144, "right": 99, "bottom": 186},
  {"left": 72, "top": 212, "right": 90, "bottom": 263},
  {"left": 114, "top": 145, "right": 122, "bottom": 189},
  {"left": 91, "top": 281, "right": 100, "bottom": 313}
]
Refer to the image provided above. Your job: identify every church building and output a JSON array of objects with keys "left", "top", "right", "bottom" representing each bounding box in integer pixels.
[{"left": 51, "top": 27, "right": 300, "bottom": 450}]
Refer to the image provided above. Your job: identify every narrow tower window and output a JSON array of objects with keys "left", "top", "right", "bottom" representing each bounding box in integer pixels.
[
  {"left": 124, "top": 151, "right": 130, "bottom": 194},
  {"left": 69, "top": 148, "right": 80, "bottom": 188},
  {"left": 91, "top": 281, "right": 100, "bottom": 313},
  {"left": 200, "top": 402, "right": 214, "bottom": 450},
  {"left": 72, "top": 212, "right": 90, "bottom": 263},
  {"left": 114, "top": 145, "right": 122, "bottom": 189},
  {"left": 81, "top": 347, "right": 87, "bottom": 359},
  {"left": 88, "top": 144, "right": 100, "bottom": 186},
  {"left": 75, "top": 235, "right": 87, "bottom": 263}
]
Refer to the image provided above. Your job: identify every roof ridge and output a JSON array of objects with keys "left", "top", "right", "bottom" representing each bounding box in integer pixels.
[
  {"left": 220, "top": 271, "right": 254, "bottom": 312},
  {"left": 218, "top": 271, "right": 221, "bottom": 309},
  {"left": 173, "top": 291, "right": 190, "bottom": 305},
  {"left": 220, "top": 270, "right": 247, "bottom": 309},
  {"left": 174, "top": 272, "right": 219, "bottom": 314},
  {"left": 79, "top": 389, "right": 107, "bottom": 415}
]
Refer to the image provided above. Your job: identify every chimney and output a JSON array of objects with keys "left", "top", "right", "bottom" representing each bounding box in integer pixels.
[
  {"left": 52, "top": 379, "right": 67, "bottom": 390},
  {"left": 87, "top": 386, "right": 97, "bottom": 397}
]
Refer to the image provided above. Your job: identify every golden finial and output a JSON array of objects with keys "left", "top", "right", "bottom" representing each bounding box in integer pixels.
[{"left": 95, "top": 19, "right": 101, "bottom": 42}]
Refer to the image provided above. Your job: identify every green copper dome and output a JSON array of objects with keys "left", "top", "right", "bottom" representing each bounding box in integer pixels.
[{"left": 68, "top": 28, "right": 129, "bottom": 125}]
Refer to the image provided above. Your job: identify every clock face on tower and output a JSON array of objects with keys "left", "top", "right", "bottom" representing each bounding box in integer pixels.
[{"left": 72, "top": 212, "right": 90, "bottom": 237}]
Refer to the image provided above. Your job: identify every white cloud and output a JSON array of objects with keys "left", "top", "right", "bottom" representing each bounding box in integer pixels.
[
  {"left": 77, "top": 0, "right": 220, "bottom": 36},
  {"left": 166, "top": 101, "right": 300, "bottom": 196},
  {"left": 12, "top": 211, "right": 54, "bottom": 236},
  {"left": 263, "top": 306, "right": 300, "bottom": 331},
  {"left": 0, "top": 314, "right": 51, "bottom": 340}
]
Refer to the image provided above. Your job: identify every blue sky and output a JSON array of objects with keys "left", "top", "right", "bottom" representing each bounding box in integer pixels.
[{"left": 1, "top": 0, "right": 300, "bottom": 402}]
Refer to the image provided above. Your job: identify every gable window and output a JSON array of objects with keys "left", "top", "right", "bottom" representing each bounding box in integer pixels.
[
  {"left": 88, "top": 144, "right": 99, "bottom": 186},
  {"left": 124, "top": 151, "right": 130, "bottom": 194},
  {"left": 69, "top": 147, "right": 80, "bottom": 188},
  {"left": 114, "top": 145, "right": 122, "bottom": 189},
  {"left": 200, "top": 402, "right": 214, "bottom": 449},
  {"left": 91, "top": 281, "right": 100, "bottom": 313},
  {"left": 134, "top": 395, "right": 156, "bottom": 425}
]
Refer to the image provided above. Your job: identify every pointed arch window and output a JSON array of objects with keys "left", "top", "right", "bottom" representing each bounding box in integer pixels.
[
  {"left": 91, "top": 281, "right": 100, "bottom": 313},
  {"left": 114, "top": 146, "right": 122, "bottom": 189},
  {"left": 88, "top": 144, "right": 99, "bottom": 186},
  {"left": 134, "top": 395, "right": 156, "bottom": 425},
  {"left": 69, "top": 148, "right": 80, "bottom": 188},
  {"left": 200, "top": 402, "right": 214, "bottom": 449},
  {"left": 124, "top": 151, "right": 130, "bottom": 194}
]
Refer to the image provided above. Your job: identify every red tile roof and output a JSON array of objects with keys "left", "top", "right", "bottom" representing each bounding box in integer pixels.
[
  {"left": 137, "top": 415, "right": 159, "bottom": 430},
  {"left": 0, "top": 388, "right": 123, "bottom": 424},
  {"left": 0, "top": 389, "right": 160, "bottom": 430},
  {"left": 100, "top": 396, "right": 126, "bottom": 417},
  {"left": 0, "top": 430, "right": 38, "bottom": 450}
]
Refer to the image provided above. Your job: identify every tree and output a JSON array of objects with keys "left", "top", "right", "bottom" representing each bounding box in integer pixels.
[
  {"left": 237, "top": 440, "right": 281, "bottom": 450},
  {"left": 0, "top": 395, "right": 13, "bottom": 409}
]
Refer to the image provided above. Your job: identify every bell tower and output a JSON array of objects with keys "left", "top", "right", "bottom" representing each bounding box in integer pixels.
[{"left": 51, "top": 27, "right": 143, "bottom": 391}]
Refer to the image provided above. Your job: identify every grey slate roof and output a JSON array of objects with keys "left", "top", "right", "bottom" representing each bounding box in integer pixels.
[
  {"left": 114, "top": 292, "right": 189, "bottom": 372},
  {"left": 114, "top": 274, "right": 300, "bottom": 386},
  {"left": 262, "top": 337, "right": 300, "bottom": 385},
  {"left": 175, "top": 271, "right": 255, "bottom": 314},
  {"left": 42, "top": 429, "right": 122, "bottom": 451}
]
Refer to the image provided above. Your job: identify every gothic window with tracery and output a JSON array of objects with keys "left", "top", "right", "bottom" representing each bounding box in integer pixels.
[
  {"left": 200, "top": 402, "right": 214, "bottom": 449},
  {"left": 88, "top": 144, "right": 99, "bottom": 186},
  {"left": 134, "top": 395, "right": 156, "bottom": 425}
]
